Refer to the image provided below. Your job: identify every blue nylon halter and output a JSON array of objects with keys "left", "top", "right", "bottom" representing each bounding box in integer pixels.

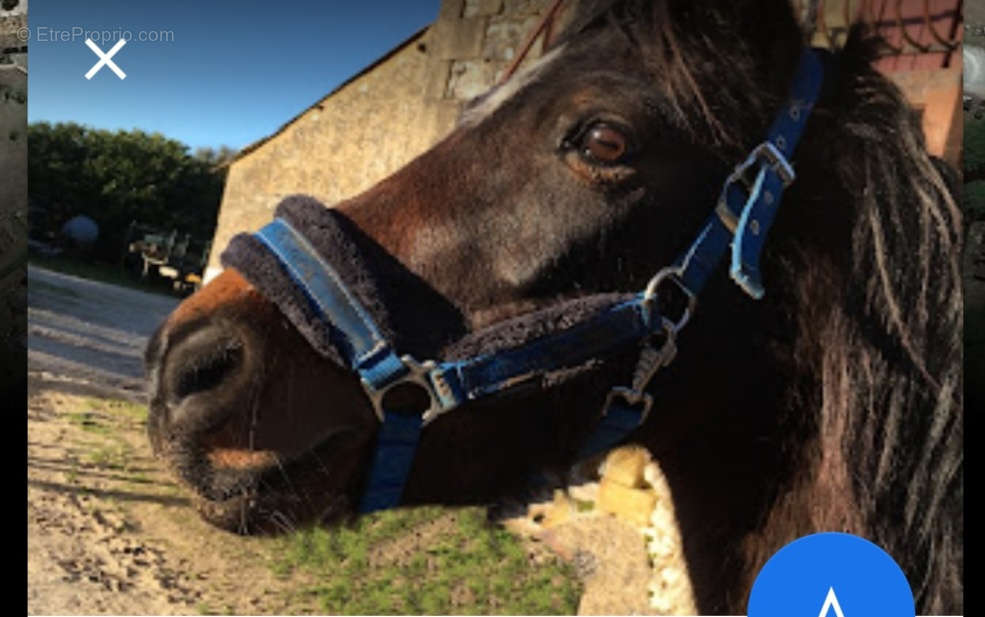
[{"left": 253, "top": 48, "right": 825, "bottom": 514}]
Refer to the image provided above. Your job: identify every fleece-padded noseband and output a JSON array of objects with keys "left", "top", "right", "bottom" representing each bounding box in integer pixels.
[{"left": 221, "top": 48, "right": 827, "bottom": 513}]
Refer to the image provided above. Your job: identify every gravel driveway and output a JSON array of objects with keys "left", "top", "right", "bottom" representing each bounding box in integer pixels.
[{"left": 27, "top": 265, "right": 180, "bottom": 399}]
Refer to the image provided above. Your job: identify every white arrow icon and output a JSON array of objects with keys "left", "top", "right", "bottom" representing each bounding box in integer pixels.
[
  {"left": 818, "top": 587, "right": 846, "bottom": 617},
  {"left": 84, "top": 38, "right": 127, "bottom": 80}
]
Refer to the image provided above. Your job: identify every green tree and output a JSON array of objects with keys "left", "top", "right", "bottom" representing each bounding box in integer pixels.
[
  {"left": 28, "top": 122, "right": 235, "bottom": 262},
  {"left": 193, "top": 145, "right": 239, "bottom": 169}
]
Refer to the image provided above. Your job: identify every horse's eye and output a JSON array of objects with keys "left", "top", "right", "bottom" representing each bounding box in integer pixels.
[{"left": 579, "top": 123, "right": 630, "bottom": 164}]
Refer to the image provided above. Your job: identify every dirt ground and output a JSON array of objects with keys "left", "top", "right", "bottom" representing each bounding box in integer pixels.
[
  {"left": 26, "top": 265, "right": 673, "bottom": 615},
  {"left": 26, "top": 266, "right": 323, "bottom": 615},
  {"left": 26, "top": 374, "right": 332, "bottom": 615}
]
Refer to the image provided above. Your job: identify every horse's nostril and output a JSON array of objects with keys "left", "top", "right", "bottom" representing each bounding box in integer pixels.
[
  {"left": 153, "top": 325, "right": 253, "bottom": 436},
  {"left": 172, "top": 340, "right": 244, "bottom": 401}
]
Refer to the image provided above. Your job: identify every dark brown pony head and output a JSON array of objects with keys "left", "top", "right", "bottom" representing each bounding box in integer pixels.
[{"left": 144, "top": 0, "right": 962, "bottom": 612}]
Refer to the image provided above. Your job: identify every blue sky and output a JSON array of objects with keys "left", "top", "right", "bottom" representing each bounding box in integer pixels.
[{"left": 27, "top": 1, "right": 441, "bottom": 151}]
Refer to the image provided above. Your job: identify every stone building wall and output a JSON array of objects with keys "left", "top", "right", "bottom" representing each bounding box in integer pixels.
[
  {"left": 206, "top": 0, "right": 557, "bottom": 281},
  {"left": 209, "top": 32, "right": 439, "bottom": 281}
]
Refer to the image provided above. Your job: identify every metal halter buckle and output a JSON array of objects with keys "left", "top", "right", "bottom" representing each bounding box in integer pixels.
[
  {"left": 749, "top": 141, "right": 795, "bottom": 187},
  {"left": 715, "top": 141, "right": 795, "bottom": 233},
  {"left": 361, "top": 355, "right": 451, "bottom": 426},
  {"left": 601, "top": 319, "right": 678, "bottom": 425}
]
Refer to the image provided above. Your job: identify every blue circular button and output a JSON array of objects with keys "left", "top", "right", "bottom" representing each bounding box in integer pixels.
[{"left": 748, "top": 532, "right": 914, "bottom": 617}]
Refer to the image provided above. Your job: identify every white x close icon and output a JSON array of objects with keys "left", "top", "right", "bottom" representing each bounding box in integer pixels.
[{"left": 84, "top": 38, "right": 127, "bottom": 80}]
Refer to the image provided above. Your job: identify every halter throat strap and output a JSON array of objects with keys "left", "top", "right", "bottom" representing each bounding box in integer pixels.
[{"left": 250, "top": 48, "right": 826, "bottom": 514}]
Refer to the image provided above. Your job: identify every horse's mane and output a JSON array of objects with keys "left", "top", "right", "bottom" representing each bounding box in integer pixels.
[
  {"left": 813, "top": 39, "right": 963, "bottom": 612},
  {"left": 748, "top": 38, "right": 963, "bottom": 611},
  {"left": 560, "top": 1, "right": 963, "bottom": 611}
]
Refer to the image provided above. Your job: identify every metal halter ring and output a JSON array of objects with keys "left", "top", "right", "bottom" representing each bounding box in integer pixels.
[
  {"left": 643, "top": 267, "right": 697, "bottom": 335},
  {"left": 360, "top": 355, "right": 451, "bottom": 425}
]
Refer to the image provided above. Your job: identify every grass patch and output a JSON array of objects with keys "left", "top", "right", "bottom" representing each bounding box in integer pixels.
[
  {"left": 272, "top": 506, "right": 581, "bottom": 615},
  {"left": 65, "top": 398, "right": 147, "bottom": 430},
  {"left": 85, "top": 397, "right": 148, "bottom": 422},
  {"left": 86, "top": 443, "right": 133, "bottom": 471},
  {"left": 66, "top": 411, "right": 112, "bottom": 435},
  {"left": 44, "top": 383, "right": 581, "bottom": 614},
  {"left": 29, "top": 253, "right": 175, "bottom": 297},
  {"left": 64, "top": 395, "right": 148, "bottom": 433},
  {"left": 63, "top": 396, "right": 147, "bottom": 474}
]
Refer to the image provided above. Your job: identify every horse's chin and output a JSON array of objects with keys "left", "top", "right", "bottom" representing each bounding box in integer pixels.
[
  {"left": 160, "top": 438, "right": 359, "bottom": 535},
  {"left": 193, "top": 491, "right": 263, "bottom": 534},
  {"left": 190, "top": 487, "right": 352, "bottom": 535},
  {"left": 181, "top": 466, "right": 352, "bottom": 535}
]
